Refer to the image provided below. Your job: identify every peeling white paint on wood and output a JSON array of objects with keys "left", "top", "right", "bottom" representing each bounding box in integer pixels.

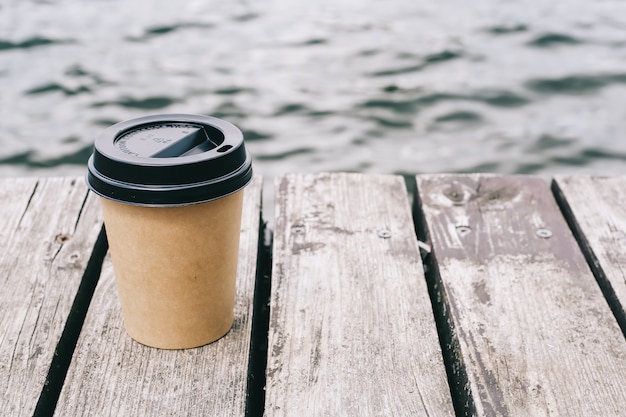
[
  {"left": 415, "top": 174, "right": 626, "bottom": 417},
  {"left": 0, "top": 177, "right": 102, "bottom": 417},
  {"left": 266, "top": 173, "right": 454, "bottom": 417}
]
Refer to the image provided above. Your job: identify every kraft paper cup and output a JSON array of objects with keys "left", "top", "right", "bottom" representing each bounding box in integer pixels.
[{"left": 86, "top": 114, "right": 253, "bottom": 349}]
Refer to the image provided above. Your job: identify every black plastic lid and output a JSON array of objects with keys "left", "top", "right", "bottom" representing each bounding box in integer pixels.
[{"left": 86, "top": 114, "right": 253, "bottom": 206}]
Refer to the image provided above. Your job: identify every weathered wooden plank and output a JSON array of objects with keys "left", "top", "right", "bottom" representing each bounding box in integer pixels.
[
  {"left": 265, "top": 173, "right": 455, "bottom": 417},
  {"left": 0, "top": 177, "right": 103, "bottom": 417},
  {"left": 414, "top": 174, "right": 626, "bottom": 417},
  {"left": 54, "top": 176, "right": 263, "bottom": 417},
  {"left": 552, "top": 176, "right": 626, "bottom": 335}
]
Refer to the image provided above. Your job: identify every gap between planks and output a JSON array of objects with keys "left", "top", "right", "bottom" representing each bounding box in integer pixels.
[
  {"left": 414, "top": 174, "right": 626, "bottom": 417},
  {"left": 5, "top": 173, "right": 626, "bottom": 417},
  {"left": 265, "top": 173, "right": 455, "bottom": 417},
  {"left": 0, "top": 178, "right": 103, "bottom": 417},
  {"left": 53, "top": 176, "right": 263, "bottom": 417}
]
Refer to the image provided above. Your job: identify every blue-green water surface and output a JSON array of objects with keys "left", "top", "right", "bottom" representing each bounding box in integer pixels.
[{"left": 2, "top": 0, "right": 626, "bottom": 203}]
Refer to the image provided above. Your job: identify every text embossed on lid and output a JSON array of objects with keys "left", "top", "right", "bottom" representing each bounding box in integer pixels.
[{"left": 115, "top": 123, "right": 222, "bottom": 158}]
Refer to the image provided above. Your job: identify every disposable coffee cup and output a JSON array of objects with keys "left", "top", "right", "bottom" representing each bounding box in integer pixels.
[{"left": 86, "top": 114, "right": 253, "bottom": 349}]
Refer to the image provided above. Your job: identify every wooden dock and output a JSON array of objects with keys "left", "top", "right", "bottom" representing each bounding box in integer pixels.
[{"left": 1, "top": 173, "right": 625, "bottom": 417}]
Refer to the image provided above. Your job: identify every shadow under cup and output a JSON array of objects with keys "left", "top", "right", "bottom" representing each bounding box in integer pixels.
[{"left": 86, "top": 114, "right": 253, "bottom": 349}]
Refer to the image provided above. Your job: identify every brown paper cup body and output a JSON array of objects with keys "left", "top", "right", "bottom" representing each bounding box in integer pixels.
[{"left": 101, "top": 191, "right": 244, "bottom": 349}]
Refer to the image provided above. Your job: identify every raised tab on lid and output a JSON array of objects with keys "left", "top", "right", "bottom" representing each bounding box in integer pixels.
[{"left": 116, "top": 123, "right": 223, "bottom": 158}]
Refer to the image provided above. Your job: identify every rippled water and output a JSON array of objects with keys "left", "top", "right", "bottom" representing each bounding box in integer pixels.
[{"left": 2, "top": 0, "right": 626, "bottom": 205}]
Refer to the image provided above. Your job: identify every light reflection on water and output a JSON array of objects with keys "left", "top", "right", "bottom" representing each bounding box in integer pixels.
[{"left": 2, "top": 0, "right": 626, "bottom": 214}]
